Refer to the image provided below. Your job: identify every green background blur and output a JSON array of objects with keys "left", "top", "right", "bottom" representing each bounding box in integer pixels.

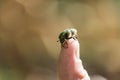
[{"left": 0, "top": 0, "right": 120, "bottom": 80}]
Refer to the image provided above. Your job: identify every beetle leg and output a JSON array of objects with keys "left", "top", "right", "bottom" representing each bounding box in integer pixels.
[
  {"left": 72, "top": 37, "right": 76, "bottom": 40},
  {"left": 62, "top": 39, "right": 68, "bottom": 48}
]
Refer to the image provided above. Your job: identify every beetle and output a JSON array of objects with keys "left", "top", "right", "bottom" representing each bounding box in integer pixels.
[{"left": 57, "top": 28, "right": 78, "bottom": 48}]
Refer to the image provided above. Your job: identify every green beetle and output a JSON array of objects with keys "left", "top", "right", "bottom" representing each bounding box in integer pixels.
[{"left": 58, "top": 28, "right": 78, "bottom": 48}]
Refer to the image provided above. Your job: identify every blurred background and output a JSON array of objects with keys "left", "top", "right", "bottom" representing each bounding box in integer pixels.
[{"left": 0, "top": 0, "right": 120, "bottom": 80}]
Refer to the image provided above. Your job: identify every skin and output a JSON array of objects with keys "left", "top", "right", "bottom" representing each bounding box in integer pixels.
[{"left": 58, "top": 38, "right": 90, "bottom": 80}]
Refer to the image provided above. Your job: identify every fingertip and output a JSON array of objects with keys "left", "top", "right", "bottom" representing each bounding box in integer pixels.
[{"left": 67, "top": 39, "right": 79, "bottom": 49}]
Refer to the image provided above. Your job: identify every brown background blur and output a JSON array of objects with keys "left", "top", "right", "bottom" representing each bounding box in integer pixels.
[{"left": 0, "top": 0, "right": 120, "bottom": 80}]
